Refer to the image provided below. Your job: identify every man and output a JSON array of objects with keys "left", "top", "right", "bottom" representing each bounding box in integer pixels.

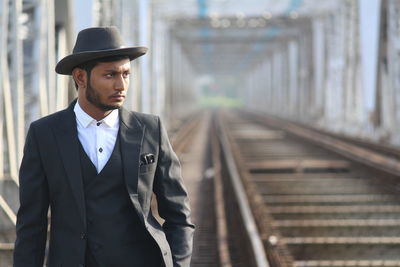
[{"left": 13, "top": 26, "right": 194, "bottom": 267}]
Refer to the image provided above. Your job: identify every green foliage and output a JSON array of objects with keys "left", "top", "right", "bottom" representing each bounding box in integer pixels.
[{"left": 199, "top": 96, "right": 243, "bottom": 107}]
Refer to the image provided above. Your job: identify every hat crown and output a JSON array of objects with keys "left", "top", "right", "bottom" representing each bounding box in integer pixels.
[
  {"left": 73, "top": 26, "right": 123, "bottom": 54},
  {"left": 56, "top": 26, "right": 147, "bottom": 75}
]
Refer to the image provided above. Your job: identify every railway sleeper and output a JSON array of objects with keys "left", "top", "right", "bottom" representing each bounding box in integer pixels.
[
  {"left": 263, "top": 194, "right": 399, "bottom": 204},
  {"left": 294, "top": 260, "right": 400, "bottom": 267}
]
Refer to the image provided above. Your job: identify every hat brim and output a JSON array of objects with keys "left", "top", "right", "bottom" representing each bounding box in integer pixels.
[{"left": 55, "top": 46, "right": 148, "bottom": 75}]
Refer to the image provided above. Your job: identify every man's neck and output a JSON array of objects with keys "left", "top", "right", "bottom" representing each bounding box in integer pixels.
[{"left": 78, "top": 98, "right": 112, "bottom": 121}]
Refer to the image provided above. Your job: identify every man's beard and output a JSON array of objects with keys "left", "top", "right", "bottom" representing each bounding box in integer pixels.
[{"left": 86, "top": 81, "right": 120, "bottom": 111}]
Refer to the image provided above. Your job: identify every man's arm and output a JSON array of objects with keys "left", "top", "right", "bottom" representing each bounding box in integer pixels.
[
  {"left": 13, "top": 124, "right": 49, "bottom": 267},
  {"left": 153, "top": 117, "right": 195, "bottom": 267}
]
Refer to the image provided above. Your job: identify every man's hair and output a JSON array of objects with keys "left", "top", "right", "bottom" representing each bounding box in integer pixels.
[{"left": 73, "top": 55, "right": 130, "bottom": 90}]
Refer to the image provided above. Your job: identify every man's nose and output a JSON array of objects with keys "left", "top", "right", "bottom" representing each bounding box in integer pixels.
[{"left": 114, "top": 75, "right": 127, "bottom": 91}]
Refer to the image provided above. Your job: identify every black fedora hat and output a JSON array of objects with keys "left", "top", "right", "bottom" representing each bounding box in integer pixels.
[{"left": 55, "top": 26, "right": 148, "bottom": 75}]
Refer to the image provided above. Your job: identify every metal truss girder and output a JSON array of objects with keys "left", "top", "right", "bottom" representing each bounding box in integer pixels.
[
  {"left": 170, "top": 15, "right": 310, "bottom": 30},
  {"left": 0, "top": 0, "right": 19, "bottom": 230},
  {"left": 10, "top": 0, "right": 25, "bottom": 169},
  {"left": 0, "top": 0, "right": 18, "bottom": 182}
]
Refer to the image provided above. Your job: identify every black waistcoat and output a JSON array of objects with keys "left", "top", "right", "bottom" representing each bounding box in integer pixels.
[{"left": 78, "top": 135, "right": 161, "bottom": 266}]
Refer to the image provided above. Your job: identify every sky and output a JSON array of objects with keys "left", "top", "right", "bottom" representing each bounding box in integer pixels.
[
  {"left": 74, "top": 0, "right": 93, "bottom": 33},
  {"left": 359, "top": 0, "right": 381, "bottom": 113}
]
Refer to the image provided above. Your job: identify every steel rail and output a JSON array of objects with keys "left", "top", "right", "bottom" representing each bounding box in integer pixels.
[
  {"left": 217, "top": 114, "right": 270, "bottom": 267},
  {"left": 244, "top": 111, "right": 400, "bottom": 177},
  {"left": 211, "top": 120, "right": 233, "bottom": 267},
  {"left": 279, "top": 116, "right": 400, "bottom": 159}
]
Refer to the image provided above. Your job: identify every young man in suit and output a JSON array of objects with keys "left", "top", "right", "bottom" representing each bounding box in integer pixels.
[{"left": 13, "top": 26, "right": 194, "bottom": 267}]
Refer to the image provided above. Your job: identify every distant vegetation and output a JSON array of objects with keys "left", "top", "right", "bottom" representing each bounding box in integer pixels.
[{"left": 199, "top": 96, "right": 243, "bottom": 107}]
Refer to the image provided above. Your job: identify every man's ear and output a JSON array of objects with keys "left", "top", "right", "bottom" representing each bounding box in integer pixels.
[{"left": 72, "top": 68, "right": 87, "bottom": 89}]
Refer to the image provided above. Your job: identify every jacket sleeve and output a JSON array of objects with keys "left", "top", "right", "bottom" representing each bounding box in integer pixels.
[
  {"left": 13, "top": 124, "right": 49, "bottom": 267},
  {"left": 153, "top": 117, "right": 195, "bottom": 267}
]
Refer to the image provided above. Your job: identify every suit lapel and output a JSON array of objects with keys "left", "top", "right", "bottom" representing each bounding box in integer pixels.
[
  {"left": 119, "top": 108, "right": 146, "bottom": 223},
  {"left": 119, "top": 107, "right": 144, "bottom": 195},
  {"left": 54, "top": 101, "right": 86, "bottom": 226}
]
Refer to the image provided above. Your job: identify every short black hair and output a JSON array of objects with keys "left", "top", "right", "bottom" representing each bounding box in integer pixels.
[{"left": 73, "top": 55, "right": 130, "bottom": 90}]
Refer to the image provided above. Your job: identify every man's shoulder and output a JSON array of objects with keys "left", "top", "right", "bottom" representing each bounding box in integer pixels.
[
  {"left": 30, "top": 108, "right": 70, "bottom": 128},
  {"left": 133, "top": 111, "right": 159, "bottom": 124},
  {"left": 122, "top": 109, "right": 160, "bottom": 129},
  {"left": 31, "top": 109, "right": 70, "bottom": 133}
]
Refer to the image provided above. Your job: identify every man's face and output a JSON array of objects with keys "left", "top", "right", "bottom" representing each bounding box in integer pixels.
[{"left": 85, "top": 58, "right": 131, "bottom": 111}]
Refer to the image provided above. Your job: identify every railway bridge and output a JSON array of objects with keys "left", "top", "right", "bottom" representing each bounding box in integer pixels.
[{"left": 1, "top": 0, "right": 400, "bottom": 266}]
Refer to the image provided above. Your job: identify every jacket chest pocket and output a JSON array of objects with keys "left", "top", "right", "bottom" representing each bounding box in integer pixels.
[{"left": 139, "top": 162, "right": 156, "bottom": 174}]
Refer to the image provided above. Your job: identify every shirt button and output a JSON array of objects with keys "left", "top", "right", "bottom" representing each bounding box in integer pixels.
[
  {"left": 80, "top": 232, "right": 86, "bottom": 239},
  {"left": 99, "top": 148, "right": 103, "bottom": 153},
  {"left": 96, "top": 122, "right": 101, "bottom": 126}
]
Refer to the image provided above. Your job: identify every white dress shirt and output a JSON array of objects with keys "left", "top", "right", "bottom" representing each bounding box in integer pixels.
[{"left": 74, "top": 102, "right": 119, "bottom": 173}]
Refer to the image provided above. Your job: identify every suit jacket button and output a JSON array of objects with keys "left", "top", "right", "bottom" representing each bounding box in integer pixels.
[{"left": 80, "top": 233, "right": 86, "bottom": 239}]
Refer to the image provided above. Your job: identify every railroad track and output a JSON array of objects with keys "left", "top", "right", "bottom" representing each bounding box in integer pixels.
[
  {"left": 160, "top": 111, "right": 221, "bottom": 266},
  {"left": 6, "top": 109, "right": 400, "bottom": 267},
  {"left": 169, "top": 110, "right": 261, "bottom": 266},
  {"left": 215, "top": 110, "right": 400, "bottom": 267}
]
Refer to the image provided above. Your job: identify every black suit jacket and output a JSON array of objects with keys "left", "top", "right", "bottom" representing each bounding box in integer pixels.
[{"left": 13, "top": 101, "right": 195, "bottom": 267}]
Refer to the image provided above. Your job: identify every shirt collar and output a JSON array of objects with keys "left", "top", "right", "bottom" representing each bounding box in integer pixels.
[
  {"left": 74, "top": 101, "right": 119, "bottom": 128},
  {"left": 102, "top": 108, "right": 119, "bottom": 128}
]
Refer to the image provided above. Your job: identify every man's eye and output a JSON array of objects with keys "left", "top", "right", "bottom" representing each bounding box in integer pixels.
[
  {"left": 105, "top": 73, "right": 114, "bottom": 77},
  {"left": 123, "top": 72, "right": 130, "bottom": 78}
]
